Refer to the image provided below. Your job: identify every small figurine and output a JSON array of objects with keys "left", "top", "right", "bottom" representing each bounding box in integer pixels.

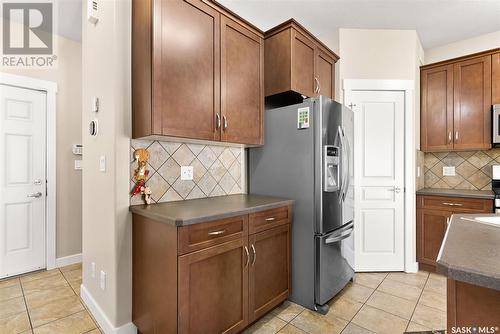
[{"left": 141, "top": 186, "right": 152, "bottom": 205}]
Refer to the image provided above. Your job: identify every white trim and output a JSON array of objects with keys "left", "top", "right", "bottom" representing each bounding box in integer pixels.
[
  {"left": 0, "top": 72, "right": 58, "bottom": 270},
  {"left": 343, "top": 79, "right": 418, "bottom": 273},
  {"left": 55, "top": 253, "right": 82, "bottom": 268},
  {"left": 80, "top": 285, "right": 137, "bottom": 334}
]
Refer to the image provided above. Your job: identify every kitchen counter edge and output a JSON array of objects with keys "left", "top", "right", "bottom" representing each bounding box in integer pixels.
[
  {"left": 129, "top": 195, "right": 294, "bottom": 227},
  {"left": 416, "top": 188, "right": 495, "bottom": 199}
]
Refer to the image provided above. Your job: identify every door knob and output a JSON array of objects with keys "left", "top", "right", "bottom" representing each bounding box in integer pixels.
[
  {"left": 389, "top": 187, "right": 401, "bottom": 193},
  {"left": 27, "top": 192, "right": 42, "bottom": 198}
]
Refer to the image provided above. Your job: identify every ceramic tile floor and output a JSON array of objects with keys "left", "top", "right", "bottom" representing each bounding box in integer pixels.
[
  {"left": 0, "top": 268, "right": 446, "bottom": 334},
  {"left": 0, "top": 263, "right": 103, "bottom": 334},
  {"left": 245, "top": 271, "right": 447, "bottom": 334}
]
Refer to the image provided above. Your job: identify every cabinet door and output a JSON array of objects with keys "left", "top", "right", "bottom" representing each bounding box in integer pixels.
[
  {"left": 291, "top": 29, "right": 316, "bottom": 97},
  {"left": 421, "top": 65, "right": 454, "bottom": 151},
  {"left": 154, "top": 0, "right": 220, "bottom": 141},
  {"left": 221, "top": 16, "right": 264, "bottom": 145},
  {"left": 315, "top": 48, "right": 335, "bottom": 98},
  {"left": 453, "top": 55, "right": 492, "bottom": 150},
  {"left": 248, "top": 225, "right": 290, "bottom": 322},
  {"left": 492, "top": 52, "right": 500, "bottom": 105},
  {"left": 416, "top": 209, "right": 450, "bottom": 267},
  {"left": 178, "top": 238, "right": 249, "bottom": 334}
]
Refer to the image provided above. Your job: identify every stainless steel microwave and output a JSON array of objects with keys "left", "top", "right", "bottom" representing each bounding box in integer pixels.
[{"left": 494, "top": 104, "right": 500, "bottom": 145}]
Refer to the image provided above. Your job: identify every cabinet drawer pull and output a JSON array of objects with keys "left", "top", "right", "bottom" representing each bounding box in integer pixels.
[
  {"left": 448, "top": 131, "right": 452, "bottom": 144},
  {"left": 244, "top": 246, "right": 249, "bottom": 268},
  {"left": 216, "top": 113, "right": 221, "bottom": 130},
  {"left": 265, "top": 217, "right": 276, "bottom": 222},
  {"left": 455, "top": 131, "right": 459, "bottom": 142},
  {"left": 442, "top": 202, "right": 463, "bottom": 206},
  {"left": 250, "top": 244, "right": 256, "bottom": 265},
  {"left": 223, "top": 115, "right": 228, "bottom": 130},
  {"left": 207, "top": 229, "right": 226, "bottom": 236}
]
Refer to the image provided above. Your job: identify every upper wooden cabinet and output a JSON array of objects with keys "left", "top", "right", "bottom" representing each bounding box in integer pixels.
[
  {"left": 264, "top": 19, "right": 339, "bottom": 99},
  {"left": 420, "top": 49, "right": 498, "bottom": 152},
  {"left": 132, "top": 0, "right": 264, "bottom": 146},
  {"left": 492, "top": 52, "right": 500, "bottom": 105}
]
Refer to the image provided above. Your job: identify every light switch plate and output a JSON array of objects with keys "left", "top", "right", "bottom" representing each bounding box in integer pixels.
[
  {"left": 99, "top": 155, "right": 106, "bottom": 172},
  {"left": 100, "top": 270, "right": 106, "bottom": 290},
  {"left": 443, "top": 166, "right": 456, "bottom": 176},
  {"left": 181, "top": 166, "right": 193, "bottom": 180},
  {"left": 74, "top": 160, "right": 82, "bottom": 170}
]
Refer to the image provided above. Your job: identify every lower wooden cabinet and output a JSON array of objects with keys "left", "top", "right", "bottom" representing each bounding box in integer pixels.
[
  {"left": 132, "top": 204, "right": 292, "bottom": 334},
  {"left": 416, "top": 195, "right": 493, "bottom": 271},
  {"left": 178, "top": 238, "right": 249, "bottom": 334}
]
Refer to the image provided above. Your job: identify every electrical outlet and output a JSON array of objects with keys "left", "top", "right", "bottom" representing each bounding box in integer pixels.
[
  {"left": 180, "top": 166, "right": 193, "bottom": 180},
  {"left": 100, "top": 270, "right": 106, "bottom": 290},
  {"left": 91, "top": 262, "right": 96, "bottom": 279},
  {"left": 443, "top": 166, "right": 456, "bottom": 176}
]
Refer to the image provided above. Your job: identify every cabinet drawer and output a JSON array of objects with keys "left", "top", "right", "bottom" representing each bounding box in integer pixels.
[
  {"left": 249, "top": 206, "right": 290, "bottom": 234},
  {"left": 178, "top": 215, "right": 248, "bottom": 255},
  {"left": 417, "top": 195, "right": 493, "bottom": 212}
]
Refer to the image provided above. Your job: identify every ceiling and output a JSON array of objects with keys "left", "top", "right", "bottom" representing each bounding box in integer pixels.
[
  {"left": 55, "top": 0, "right": 500, "bottom": 48},
  {"left": 216, "top": 0, "right": 500, "bottom": 49}
]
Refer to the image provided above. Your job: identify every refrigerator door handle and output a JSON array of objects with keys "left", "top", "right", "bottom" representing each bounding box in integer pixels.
[
  {"left": 342, "top": 127, "right": 351, "bottom": 202},
  {"left": 337, "top": 126, "right": 347, "bottom": 203},
  {"left": 325, "top": 226, "right": 353, "bottom": 244}
]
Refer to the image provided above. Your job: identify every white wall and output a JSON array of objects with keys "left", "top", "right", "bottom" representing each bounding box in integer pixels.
[
  {"left": 2, "top": 30, "right": 83, "bottom": 259},
  {"left": 425, "top": 30, "right": 500, "bottom": 64},
  {"left": 81, "top": 0, "right": 133, "bottom": 329}
]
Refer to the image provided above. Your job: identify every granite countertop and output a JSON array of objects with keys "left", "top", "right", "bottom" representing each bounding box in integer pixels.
[
  {"left": 416, "top": 188, "right": 495, "bottom": 199},
  {"left": 130, "top": 194, "right": 293, "bottom": 226},
  {"left": 437, "top": 214, "right": 500, "bottom": 291}
]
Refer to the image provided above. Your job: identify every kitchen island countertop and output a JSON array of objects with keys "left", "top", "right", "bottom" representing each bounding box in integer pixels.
[{"left": 437, "top": 213, "right": 500, "bottom": 291}]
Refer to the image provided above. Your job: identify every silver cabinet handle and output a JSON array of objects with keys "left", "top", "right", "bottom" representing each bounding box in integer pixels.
[
  {"left": 442, "top": 202, "right": 463, "bottom": 207},
  {"left": 314, "top": 77, "right": 320, "bottom": 94},
  {"left": 448, "top": 131, "right": 452, "bottom": 144},
  {"left": 244, "top": 246, "right": 249, "bottom": 268},
  {"left": 223, "top": 115, "right": 228, "bottom": 130},
  {"left": 265, "top": 217, "right": 275, "bottom": 222},
  {"left": 250, "top": 244, "right": 256, "bottom": 265},
  {"left": 216, "top": 113, "right": 221, "bottom": 130},
  {"left": 207, "top": 229, "right": 226, "bottom": 236},
  {"left": 27, "top": 192, "right": 42, "bottom": 198},
  {"left": 455, "top": 131, "right": 459, "bottom": 141}
]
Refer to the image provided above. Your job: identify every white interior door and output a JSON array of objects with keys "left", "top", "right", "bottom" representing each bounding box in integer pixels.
[
  {"left": 0, "top": 84, "right": 47, "bottom": 278},
  {"left": 351, "top": 90, "right": 405, "bottom": 271}
]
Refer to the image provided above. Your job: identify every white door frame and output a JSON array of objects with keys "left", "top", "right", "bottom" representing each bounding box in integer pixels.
[
  {"left": 0, "top": 72, "right": 58, "bottom": 270},
  {"left": 343, "top": 79, "right": 418, "bottom": 273}
]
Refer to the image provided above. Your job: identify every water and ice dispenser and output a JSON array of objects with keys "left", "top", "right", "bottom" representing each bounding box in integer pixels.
[{"left": 323, "top": 145, "right": 340, "bottom": 192}]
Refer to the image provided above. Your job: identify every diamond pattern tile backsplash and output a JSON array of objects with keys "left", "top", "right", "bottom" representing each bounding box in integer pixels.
[
  {"left": 424, "top": 149, "right": 500, "bottom": 191},
  {"left": 130, "top": 139, "right": 246, "bottom": 205}
]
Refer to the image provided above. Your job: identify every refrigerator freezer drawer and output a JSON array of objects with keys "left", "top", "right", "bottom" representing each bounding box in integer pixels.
[{"left": 314, "top": 226, "right": 354, "bottom": 306}]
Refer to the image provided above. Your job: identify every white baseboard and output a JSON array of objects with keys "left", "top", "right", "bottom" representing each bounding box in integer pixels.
[
  {"left": 80, "top": 284, "right": 137, "bottom": 334},
  {"left": 405, "top": 262, "right": 419, "bottom": 273},
  {"left": 55, "top": 253, "right": 82, "bottom": 268}
]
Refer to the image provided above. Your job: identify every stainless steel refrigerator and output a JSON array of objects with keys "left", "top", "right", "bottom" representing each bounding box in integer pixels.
[{"left": 249, "top": 96, "right": 354, "bottom": 313}]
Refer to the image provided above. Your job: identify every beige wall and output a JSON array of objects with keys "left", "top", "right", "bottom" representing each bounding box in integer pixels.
[
  {"left": 2, "top": 31, "right": 83, "bottom": 259},
  {"left": 425, "top": 30, "right": 500, "bottom": 64},
  {"left": 82, "top": 0, "right": 132, "bottom": 327}
]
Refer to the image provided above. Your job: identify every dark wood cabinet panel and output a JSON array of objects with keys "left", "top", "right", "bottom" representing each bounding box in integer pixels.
[
  {"left": 315, "top": 48, "right": 335, "bottom": 98},
  {"left": 132, "top": 0, "right": 264, "bottom": 145},
  {"left": 416, "top": 195, "right": 493, "bottom": 271},
  {"left": 453, "top": 55, "right": 492, "bottom": 150},
  {"left": 178, "top": 238, "right": 249, "bottom": 334},
  {"left": 492, "top": 52, "right": 500, "bottom": 105},
  {"left": 291, "top": 30, "right": 316, "bottom": 97},
  {"left": 447, "top": 279, "right": 500, "bottom": 331},
  {"left": 249, "top": 224, "right": 290, "bottom": 322},
  {"left": 416, "top": 208, "right": 450, "bottom": 267},
  {"left": 421, "top": 65, "right": 454, "bottom": 151},
  {"left": 221, "top": 16, "right": 264, "bottom": 145},
  {"left": 154, "top": 0, "right": 220, "bottom": 141},
  {"left": 264, "top": 20, "right": 339, "bottom": 100}
]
